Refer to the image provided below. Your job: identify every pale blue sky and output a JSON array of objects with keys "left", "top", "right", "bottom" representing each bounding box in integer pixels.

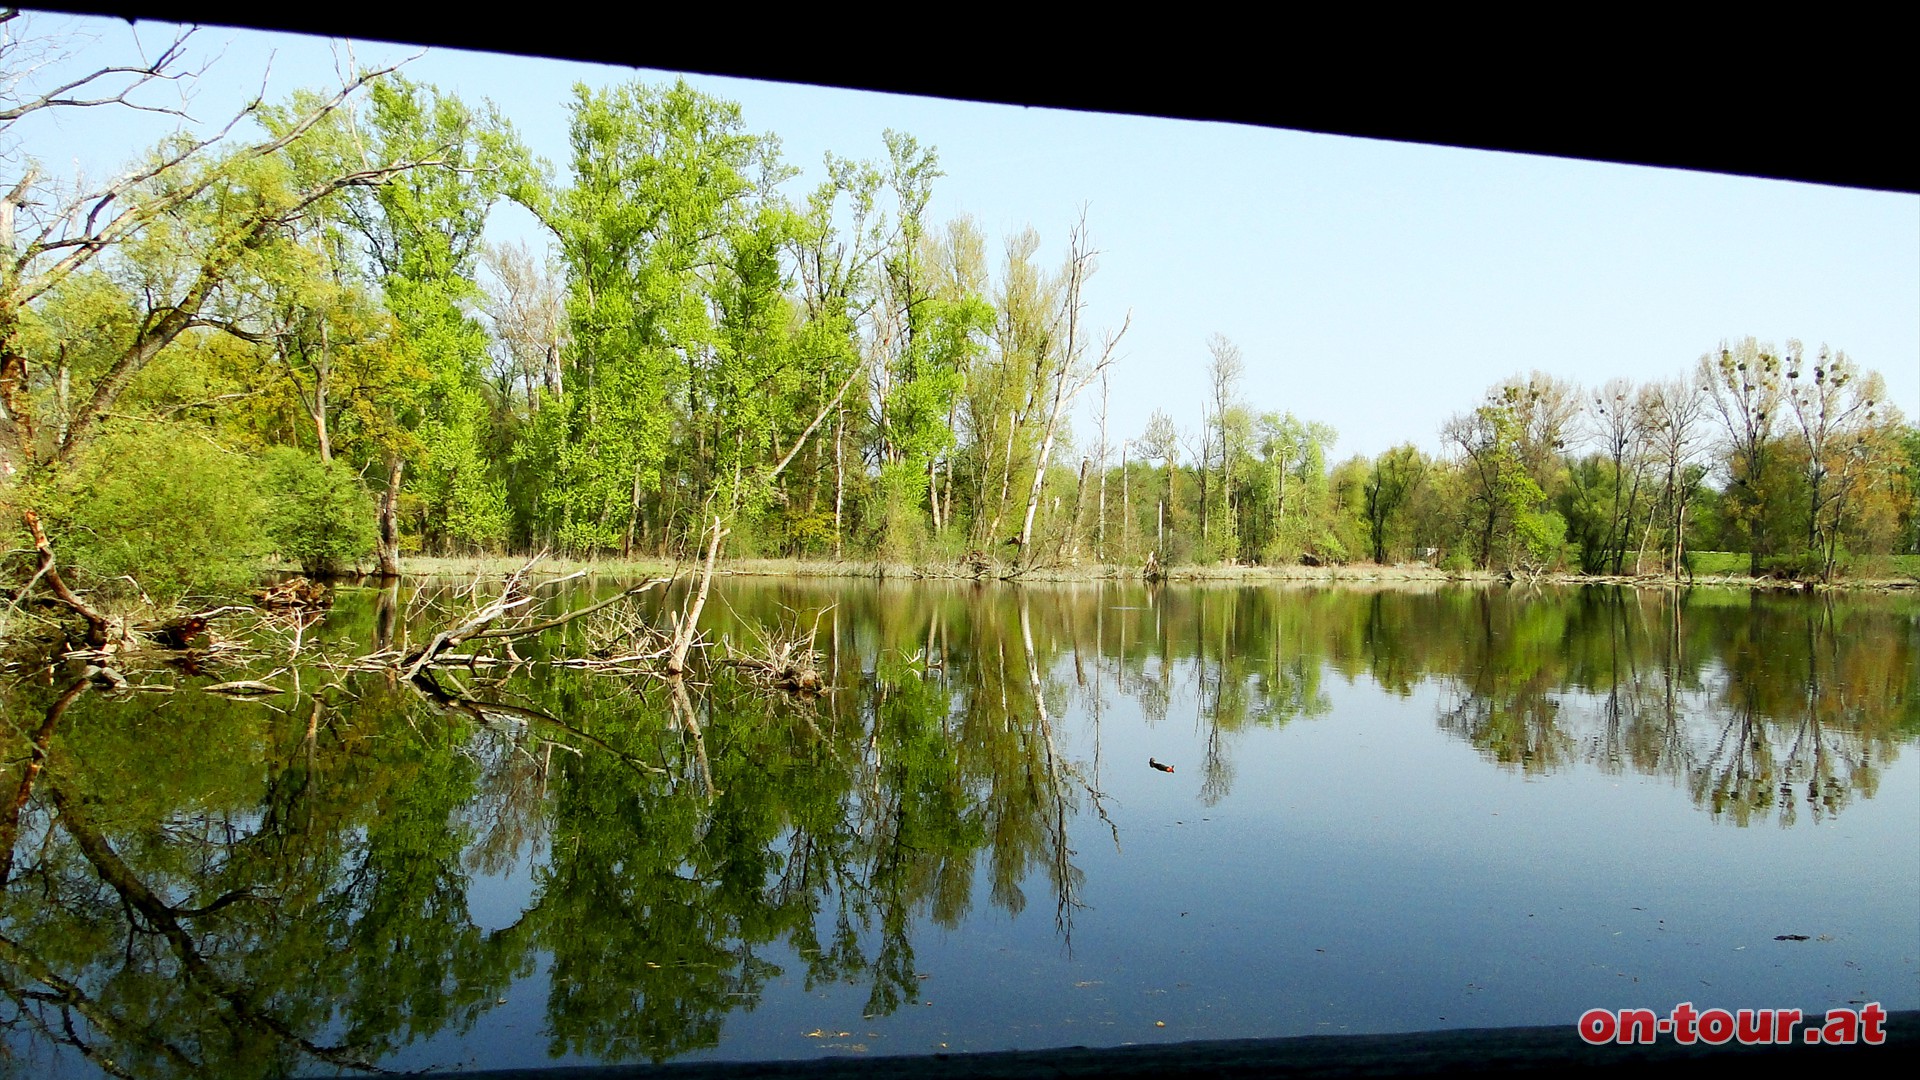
[{"left": 13, "top": 10, "right": 1917, "bottom": 461}]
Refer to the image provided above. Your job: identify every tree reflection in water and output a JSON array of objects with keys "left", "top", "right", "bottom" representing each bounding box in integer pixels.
[{"left": 0, "top": 580, "right": 1911, "bottom": 1076}]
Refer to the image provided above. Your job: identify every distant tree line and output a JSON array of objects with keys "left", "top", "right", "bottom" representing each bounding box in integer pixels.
[
  {"left": 1144, "top": 342, "right": 1915, "bottom": 582},
  {"left": 0, "top": 18, "right": 1913, "bottom": 616}
]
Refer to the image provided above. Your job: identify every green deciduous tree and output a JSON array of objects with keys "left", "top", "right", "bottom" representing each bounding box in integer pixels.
[
  {"left": 350, "top": 76, "right": 518, "bottom": 558},
  {"left": 1252, "top": 411, "right": 1338, "bottom": 563},
  {"left": 1446, "top": 385, "right": 1563, "bottom": 571},
  {"left": 0, "top": 27, "right": 453, "bottom": 610},
  {"left": 1363, "top": 443, "right": 1429, "bottom": 564},
  {"left": 869, "top": 133, "right": 991, "bottom": 550},
  {"left": 527, "top": 80, "right": 777, "bottom": 555},
  {"left": 786, "top": 153, "right": 885, "bottom": 556},
  {"left": 260, "top": 446, "right": 377, "bottom": 575},
  {"left": 2, "top": 56, "right": 418, "bottom": 478},
  {"left": 1699, "top": 337, "right": 1785, "bottom": 575},
  {"left": 1564, "top": 377, "right": 1650, "bottom": 575}
]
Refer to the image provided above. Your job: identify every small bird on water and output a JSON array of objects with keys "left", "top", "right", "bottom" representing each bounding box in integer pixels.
[{"left": 1149, "top": 758, "right": 1175, "bottom": 773}]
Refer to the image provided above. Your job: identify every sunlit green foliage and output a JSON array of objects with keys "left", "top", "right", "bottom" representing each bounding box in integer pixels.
[
  {"left": 259, "top": 446, "right": 377, "bottom": 574},
  {"left": 47, "top": 422, "right": 264, "bottom": 603},
  {"left": 526, "top": 80, "right": 773, "bottom": 553},
  {"left": 1362, "top": 443, "right": 1430, "bottom": 563},
  {"left": 355, "top": 76, "right": 518, "bottom": 553},
  {"left": 6, "top": 44, "right": 1917, "bottom": 601}
]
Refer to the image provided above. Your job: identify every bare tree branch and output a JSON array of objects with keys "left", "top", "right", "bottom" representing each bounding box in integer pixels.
[
  {"left": 22, "top": 509, "right": 111, "bottom": 648},
  {"left": 0, "top": 17, "right": 200, "bottom": 125},
  {"left": 19, "top": 60, "right": 410, "bottom": 306},
  {"left": 52, "top": 155, "right": 440, "bottom": 461}
]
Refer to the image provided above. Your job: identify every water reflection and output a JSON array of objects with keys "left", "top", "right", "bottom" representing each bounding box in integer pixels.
[
  {"left": 1418, "top": 587, "right": 1910, "bottom": 824},
  {"left": 1, "top": 580, "right": 1912, "bottom": 1076}
]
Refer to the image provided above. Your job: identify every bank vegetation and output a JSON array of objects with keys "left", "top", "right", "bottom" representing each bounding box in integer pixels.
[{"left": 1, "top": 12, "right": 1915, "bottom": 658}]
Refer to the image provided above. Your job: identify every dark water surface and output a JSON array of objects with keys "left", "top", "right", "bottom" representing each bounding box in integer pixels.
[{"left": 3, "top": 579, "right": 1915, "bottom": 1077}]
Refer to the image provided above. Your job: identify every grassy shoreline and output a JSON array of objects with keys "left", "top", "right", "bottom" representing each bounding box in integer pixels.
[
  {"left": 364, "top": 554, "right": 1920, "bottom": 592},
  {"left": 11, "top": 553, "right": 1911, "bottom": 658}
]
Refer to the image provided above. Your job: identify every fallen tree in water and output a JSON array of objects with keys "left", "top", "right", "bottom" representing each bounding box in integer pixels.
[
  {"left": 10, "top": 518, "right": 820, "bottom": 700},
  {"left": 359, "top": 557, "right": 671, "bottom": 677},
  {"left": 352, "top": 538, "right": 746, "bottom": 687},
  {"left": 8, "top": 510, "right": 265, "bottom": 664},
  {"left": 718, "top": 601, "right": 827, "bottom": 694},
  {"left": 19, "top": 510, "right": 112, "bottom": 649},
  {"left": 255, "top": 577, "right": 332, "bottom": 611}
]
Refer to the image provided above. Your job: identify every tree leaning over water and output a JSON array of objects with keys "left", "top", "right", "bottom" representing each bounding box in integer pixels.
[
  {"left": 0, "top": 16, "right": 509, "bottom": 629},
  {"left": 0, "top": 40, "right": 428, "bottom": 477},
  {"left": 2, "top": 14, "right": 1916, "bottom": 631}
]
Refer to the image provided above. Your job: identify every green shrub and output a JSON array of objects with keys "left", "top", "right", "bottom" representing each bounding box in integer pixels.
[
  {"left": 1515, "top": 509, "right": 1569, "bottom": 569},
  {"left": 776, "top": 510, "right": 837, "bottom": 558},
  {"left": 54, "top": 424, "right": 265, "bottom": 604},
  {"left": 1311, "top": 527, "right": 1351, "bottom": 566},
  {"left": 871, "top": 462, "right": 929, "bottom": 563},
  {"left": 1686, "top": 551, "right": 1748, "bottom": 576},
  {"left": 926, "top": 521, "right": 974, "bottom": 564},
  {"left": 1846, "top": 553, "right": 1892, "bottom": 579},
  {"left": 260, "top": 448, "right": 378, "bottom": 575}
]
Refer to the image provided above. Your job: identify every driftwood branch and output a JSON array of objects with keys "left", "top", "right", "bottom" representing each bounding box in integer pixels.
[
  {"left": 667, "top": 516, "right": 727, "bottom": 677},
  {"left": 389, "top": 559, "right": 670, "bottom": 677},
  {"left": 21, "top": 510, "right": 110, "bottom": 648},
  {"left": 399, "top": 558, "right": 542, "bottom": 679},
  {"left": 467, "top": 576, "right": 665, "bottom": 640}
]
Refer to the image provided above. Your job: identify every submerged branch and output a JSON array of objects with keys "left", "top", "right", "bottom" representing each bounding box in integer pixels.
[{"left": 669, "top": 679, "right": 716, "bottom": 799}]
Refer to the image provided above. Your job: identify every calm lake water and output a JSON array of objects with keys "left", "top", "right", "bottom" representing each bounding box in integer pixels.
[{"left": 3, "top": 579, "right": 1915, "bottom": 1077}]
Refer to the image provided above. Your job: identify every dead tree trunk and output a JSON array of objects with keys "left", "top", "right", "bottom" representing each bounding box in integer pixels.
[
  {"left": 1057, "top": 457, "right": 1090, "bottom": 563},
  {"left": 1097, "top": 370, "right": 1110, "bottom": 557},
  {"left": 376, "top": 457, "right": 404, "bottom": 577},
  {"left": 667, "top": 516, "right": 727, "bottom": 677},
  {"left": 21, "top": 510, "right": 110, "bottom": 648},
  {"left": 1016, "top": 217, "right": 1129, "bottom": 562}
]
